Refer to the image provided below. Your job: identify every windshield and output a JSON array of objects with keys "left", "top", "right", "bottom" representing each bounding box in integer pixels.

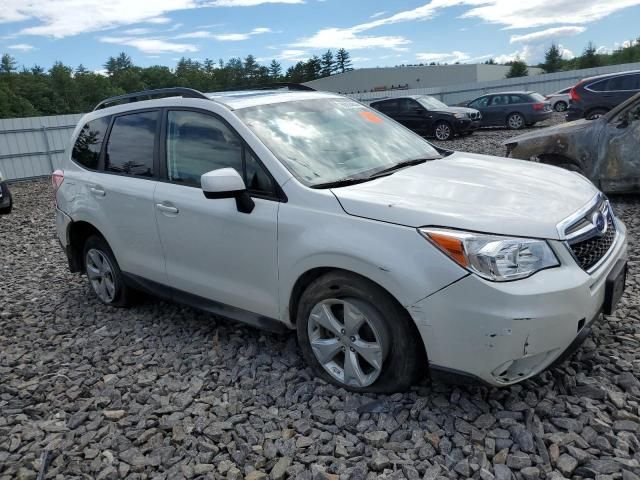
[
  {"left": 235, "top": 97, "right": 440, "bottom": 186},
  {"left": 417, "top": 96, "right": 448, "bottom": 110}
]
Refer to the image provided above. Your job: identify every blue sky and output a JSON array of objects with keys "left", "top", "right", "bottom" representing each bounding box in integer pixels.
[{"left": 1, "top": 0, "right": 639, "bottom": 72}]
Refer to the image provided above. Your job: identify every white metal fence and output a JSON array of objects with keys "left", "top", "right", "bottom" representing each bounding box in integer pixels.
[
  {"left": 1, "top": 62, "right": 640, "bottom": 181},
  {"left": 0, "top": 113, "right": 82, "bottom": 181},
  {"left": 349, "top": 62, "right": 640, "bottom": 105}
]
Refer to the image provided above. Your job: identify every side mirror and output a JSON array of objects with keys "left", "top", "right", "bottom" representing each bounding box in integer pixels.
[{"left": 201, "top": 168, "right": 254, "bottom": 214}]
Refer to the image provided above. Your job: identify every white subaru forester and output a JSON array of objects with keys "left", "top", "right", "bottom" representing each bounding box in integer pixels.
[{"left": 54, "top": 87, "right": 628, "bottom": 392}]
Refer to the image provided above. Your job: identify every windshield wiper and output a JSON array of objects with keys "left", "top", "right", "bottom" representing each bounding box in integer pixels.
[
  {"left": 367, "top": 158, "right": 431, "bottom": 179},
  {"left": 310, "top": 177, "right": 372, "bottom": 189}
]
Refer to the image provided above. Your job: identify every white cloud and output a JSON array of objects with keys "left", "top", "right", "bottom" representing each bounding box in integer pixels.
[
  {"left": 99, "top": 36, "right": 198, "bottom": 54},
  {"left": 176, "top": 27, "right": 273, "bottom": 41},
  {"left": 370, "top": 11, "right": 387, "bottom": 18},
  {"left": 510, "top": 26, "right": 586, "bottom": 44},
  {"left": 0, "top": 0, "right": 300, "bottom": 38},
  {"left": 293, "top": 28, "right": 410, "bottom": 50},
  {"left": 8, "top": 43, "right": 36, "bottom": 51},
  {"left": 416, "top": 50, "right": 470, "bottom": 63},
  {"left": 122, "top": 28, "right": 154, "bottom": 35}
]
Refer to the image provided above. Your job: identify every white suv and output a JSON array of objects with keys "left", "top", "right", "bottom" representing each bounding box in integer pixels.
[{"left": 54, "top": 87, "right": 628, "bottom": 391}]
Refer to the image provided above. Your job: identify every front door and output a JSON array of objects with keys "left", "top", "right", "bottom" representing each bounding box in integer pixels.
[
  {"left": 153, "top": 109, "right": 281, "bottom": 319},
  {"left": 598, "top": 99, "right": 640, "bottom": 193},
  {"left": 395, "top": 98, "right": 430, "bottom": 135}
]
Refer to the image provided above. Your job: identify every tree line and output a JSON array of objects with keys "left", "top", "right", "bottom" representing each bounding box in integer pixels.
[
  {"left": 504, "top": 37, "right": 640, "bottom": 78},
  {"left": 0, "top": 49, "right": 353, "bottom": 118}
]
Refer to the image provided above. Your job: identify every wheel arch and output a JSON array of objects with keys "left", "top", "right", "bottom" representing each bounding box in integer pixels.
[
  {"left": 67, "top": 221, "right": 109, "bottom": 273},
  {"left": 537, "top": 153, "right": 583, "bottom": 172},
  {"left": 287, "top": 266, "right": 429, "bottom": 365}
]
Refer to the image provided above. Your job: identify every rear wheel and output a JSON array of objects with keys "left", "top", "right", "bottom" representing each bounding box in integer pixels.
[
  {"left": 296, "top": 272, "right": 423, "bottom": 393},
  {"left": 586, "top": 108, "right": 608, "bottom": 120},
  {"left": 507, "top": 112, "right": 525, "bottom": 130},
  {"left": 83, "top": 235, "right": 131, "bottom": 307},
  {"left": 433, "top": 121, "right": 453, "bottom": 140},
  {"left": 554, "top": 101, "right": 568, "bottom": 112}
]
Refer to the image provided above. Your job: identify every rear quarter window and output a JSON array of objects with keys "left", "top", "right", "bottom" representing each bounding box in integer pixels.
[{"left": 71, "top": 116, "right": 111, "bottom": 170}]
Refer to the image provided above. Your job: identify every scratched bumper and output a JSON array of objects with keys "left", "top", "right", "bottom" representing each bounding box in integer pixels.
[{"left": 407, "top": 223, "right": 627, "bottom": 386}]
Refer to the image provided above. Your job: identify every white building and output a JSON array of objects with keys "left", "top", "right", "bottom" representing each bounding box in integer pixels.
[{"left": 304, "top": 64, "right": 544, "bottom": 94}]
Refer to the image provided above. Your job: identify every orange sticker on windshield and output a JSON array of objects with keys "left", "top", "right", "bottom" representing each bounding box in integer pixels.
[{"left": 359, "top": 111, "right": 383, "bottom": 123}]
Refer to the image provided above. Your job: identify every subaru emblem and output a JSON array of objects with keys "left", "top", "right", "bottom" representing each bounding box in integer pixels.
[{"left": 592, "top": 211, "right": 607, "bottom": 236}]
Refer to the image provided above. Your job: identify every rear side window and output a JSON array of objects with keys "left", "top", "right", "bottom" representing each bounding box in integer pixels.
[
  {"left": 508, "top": 95, "right": 526, "bottom": 104},
  {"left": 527, "top": 93, "right": 546, "bottom": 102},
  {"left": 105, "top": 111, "right": 158, "bottom": 177},
  {"left": 588, "top": 79, "right": 610, "bottom": 92},
  {"left": 607, "top": 74, "right": 640, "bottom": 91},
  {"left": 71, "top": 116, "right": 111, "bottom": 170}
]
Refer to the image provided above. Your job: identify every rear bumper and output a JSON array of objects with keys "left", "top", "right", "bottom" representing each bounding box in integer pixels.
[
  {"left": 407, "top": 220, "right": 628, "bottom": 386},
  {"left": 529, "top": 111, "right": 553, "bottom": 123},
  {"left": 566, "top": 108, "right": 584, "bottom": 122}
]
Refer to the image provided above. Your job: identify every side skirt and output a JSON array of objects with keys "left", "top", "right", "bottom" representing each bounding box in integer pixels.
[{"left": 122, "top": 273, "right": 289, "bottom": 334}]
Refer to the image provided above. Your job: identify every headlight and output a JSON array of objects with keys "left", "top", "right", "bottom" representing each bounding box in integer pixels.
[
  {"left": 454, "top": 113, "right": 466, "bottom": 119},
  {"left": 419, "top": 228, "right": 559, "bottom": 281}
]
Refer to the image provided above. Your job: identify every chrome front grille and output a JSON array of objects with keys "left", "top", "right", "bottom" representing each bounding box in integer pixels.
[{"left": 559, "top": 194, "right": 618, "bottom": 273}]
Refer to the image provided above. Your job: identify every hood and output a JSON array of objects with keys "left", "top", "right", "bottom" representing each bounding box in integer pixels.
[
  {"left": 433, "top": 106, "right": 478, "bottom": 116},
  {"left": 504, "top": 118, "right": 597, "bottom": 146},
  {"left": 331, "top": 152, "right": 598, "bottom": 240}
]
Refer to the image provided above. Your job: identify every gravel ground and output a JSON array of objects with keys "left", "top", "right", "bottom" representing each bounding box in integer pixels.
[{"left": 1, "top": 116, "right": 640, "bottom": 480}]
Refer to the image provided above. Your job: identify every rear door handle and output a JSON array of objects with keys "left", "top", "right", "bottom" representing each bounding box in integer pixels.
[
  {"left": 156, "top": 203, "right": 179, "bottom": 214},
  {"left": 89, "top": 186, "right": 105, "bottom": 197}
]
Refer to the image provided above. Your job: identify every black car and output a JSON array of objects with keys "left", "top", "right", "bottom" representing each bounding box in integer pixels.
[
  {"left": 462, "top": 91, "right": 552, "bottom": 129},
  {"left": 0, "top": 171, "right": 12, "bottom": 215},
  {"left": 566, "top": 70, "right": 640, "bottom": 121},
  {"left": 370, "top": 95, "right": 481, "bottom": 140}
]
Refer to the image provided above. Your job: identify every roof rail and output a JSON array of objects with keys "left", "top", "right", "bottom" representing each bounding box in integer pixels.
[
  {"left": 215, "top": 82, "right": 316, "bottom": 93},
  {"left": 93, "top": 87, "right": 210, "bottom": 111}
]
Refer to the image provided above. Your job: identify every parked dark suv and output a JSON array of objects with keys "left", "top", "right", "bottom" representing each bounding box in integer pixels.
[
  {"left": 462, "top": 91, "right": 552, "bottom": 129},
  {"left": 566, "top": 70, "right": 640, "bottom": 121},
  {"left": 370, "top": 95, "right": 481, "bottom": 140}
]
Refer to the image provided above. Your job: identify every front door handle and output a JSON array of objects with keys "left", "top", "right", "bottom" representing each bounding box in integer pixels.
[
  {"left": 156, "top": 203, "right": 179, "bottom": 214},
  {"left": 89, "top": 186, "right": 105, "bottom": 197}
]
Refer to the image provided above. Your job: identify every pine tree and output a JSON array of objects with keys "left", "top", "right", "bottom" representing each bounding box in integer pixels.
[
  {"left": 268, "top": 60, "right": 282, "bottom": 80},
  {"left": 335, "top": 48, "right": 352, "bottom": 73},
  {"left": 543, "top": 44, "right": 564, "bottom": 73},
  {"left": 304, "top": 55, "right": 322, "bottom": 81},
  {"left": 1, "top": 54, "right": 17, "bottom": 74},
  {"left": 320, "top": 50, "right": 335, "bottom": 77},
  {"left": 505, "top": 58, "right": 528, "bottom": 78},
  {"left": 579, "top": 42, "right": 600, "bottom": 69},
  {"left": 243, "top": 54, "right": 258, "bottom": 84}
]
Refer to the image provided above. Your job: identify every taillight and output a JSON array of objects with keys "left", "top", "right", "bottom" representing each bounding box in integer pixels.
[
  {"left": 570, "top": 83, "right": 582, "bottom": 102},
  {"left": 52, "top": 170, "right": 64, "bottom": 197},
  {"left": 533, "top": 103, "right": 545, "bottom": 111}
]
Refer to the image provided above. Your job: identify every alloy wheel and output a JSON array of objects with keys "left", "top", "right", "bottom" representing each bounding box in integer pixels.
[
  {"left": 86, "top": 248, "right": 116, "bottom": 303},
  {"left": 434, "top": 123, "right": 451, "bottom": 140},
  {"left": 508, "top": 114, "right": 524, "bottom": 129},
  {"left": 307, "top": 298, "right": 385, "bottom": 388}
]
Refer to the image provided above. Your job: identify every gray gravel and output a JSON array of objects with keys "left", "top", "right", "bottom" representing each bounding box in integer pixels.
[{"left": 1, "top": 119, "right": 640, "bottom": 479}]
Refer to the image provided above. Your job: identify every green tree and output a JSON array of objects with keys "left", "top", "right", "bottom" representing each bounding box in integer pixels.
[
  {"left": 304, "top": 55, "right": 322, "bottom": 81},
  {"left": 335, "top": 48, "right": 352, "bottom": 73},
  {"left": 268, "top": 60, "right": 282, "bottom": 80},
  {"left": 1, "top": 53, "right": 17, "bottom": 74},
  {"left": 320, "top": 50, "right": 336, "bottom": 77},
  {"left": 579, "top": 42, "right": 600, "bottom": 69},
  {"left": 543, "top": 43, "right": 564, "bottom": 73},
  {"left": 505, "top": 58, "right": 528, "bottom": 78}
]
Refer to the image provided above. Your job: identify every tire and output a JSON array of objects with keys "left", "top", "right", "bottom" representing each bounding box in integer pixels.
[
  {"left": 506, "top": 112, "right": 525, "bottom": 130},
  {"left": 296, "top": 271, "right": 424, "bottom": 393},
  {"left": 554, "top": 101, "right": 568, "bottom": 112},
  {"left": 586, "top": 108, "right": 608, "bottom": 120},
  {"left": 433, "top": 121, "right": 453, "bottom": 140},
  {"left": 0, "top": 203, "right": 11, "bottom": 215},
  {"left": 82, "top": 235, "right": 131, "bottom": 307}
]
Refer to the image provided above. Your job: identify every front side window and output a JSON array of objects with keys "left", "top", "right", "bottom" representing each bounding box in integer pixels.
[
  {"left": 105, "top": 111, "right": 158, "bottom": 177},
  {"left": 469, "top": 96, "right": 489, "bottom": 108},
  {"left": 166, "top": 110, "right": 275, "bottom": 196},
  {"left": 235, "top": 97, "right": 440, "bottom": 186},
  {"left": 72, "top": 116, "right": 111, "bottom": 170},
  {"left": 607, "top": 75, "right": 639, "bottom": 91},
  {"left": 373, "top": 100, "right": 398, "bottom": 114}
]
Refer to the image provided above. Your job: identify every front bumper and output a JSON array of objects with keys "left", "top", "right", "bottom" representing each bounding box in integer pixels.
[
  {"left": 454, "top": 119, "right": 481, "bottom": 133},
  {"left": 407, "top": 220, "right": 628, "bottom": 386}
]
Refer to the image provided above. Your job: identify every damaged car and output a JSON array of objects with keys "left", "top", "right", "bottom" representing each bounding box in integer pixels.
[{"left": 506, "top": 92, "right": 640, "bottom": 194}]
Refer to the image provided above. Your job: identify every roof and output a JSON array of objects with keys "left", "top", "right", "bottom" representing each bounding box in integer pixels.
[{"left": 580, "top": 69, "right": 640, "bottom": 83}]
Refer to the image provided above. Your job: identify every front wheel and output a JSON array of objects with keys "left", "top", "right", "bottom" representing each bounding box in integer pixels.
[
  {"left": 433, "top": 121, "right": 453, "bottom": 140},
  {"left": 83, "top": 235, "right": 131, "bottom": 307},
  {"left": 296, "top": 272, "right": 423, "bottom": 393},
  {"left": 507, "top": 112, "right": 525, "bottom": 130}
]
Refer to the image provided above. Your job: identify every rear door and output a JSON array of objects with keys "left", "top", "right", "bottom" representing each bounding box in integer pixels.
[
  {"left": 153, "top": 108, "right": 281, "bottom": 319},
  {"left": 82, "top": 109, "right": 166, "bottom": 283}
]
